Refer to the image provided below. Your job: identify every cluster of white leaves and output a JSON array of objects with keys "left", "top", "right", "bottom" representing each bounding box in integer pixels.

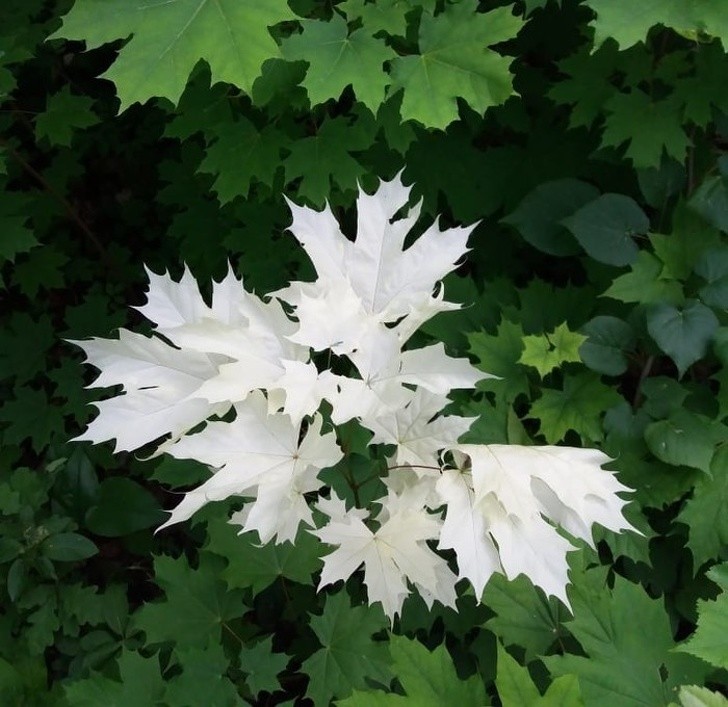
[{"left": 74, "top": 173, "right": 634, "bottom": 622}]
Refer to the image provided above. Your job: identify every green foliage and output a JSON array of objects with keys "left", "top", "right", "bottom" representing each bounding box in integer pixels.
[{"left": 2, "top": 0, "right": 728, "bottom": 703}]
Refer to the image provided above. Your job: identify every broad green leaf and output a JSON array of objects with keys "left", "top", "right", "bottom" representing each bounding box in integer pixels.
[
  {"left": 674, "top": 43, "right": 728, "bottom": 127},
  {"left": 204, "top": 516, "right": 323, "bottom": 595},
  {"left": 484, "top": 574, "right": 569, "bottom": 661},
  {"left": 85, "top": 477, "right": 164, "bottom": 537},
  {"left": 340, "top": 0, "right": 416, "bottom": 37},
  {"left": 0, "top": 388, "right": 65, "bottom": 451},
  {"left": 239, "top": 637, "right": 289, "bottom": 695},
  {"left": 678, "top": 445, "right": 728, "bottom": 566},
  {"left": 650, "top": 226, "right": 719, "bottom": 283},
  {"left": 388, "top": 1, "right": 522, "bottom": 128},
  {"left": 584, "top": 0, "right": 728, "bottom": 49},
  {"left": 579, "top": 316, "right": 635, "bottom": 376},
  {"left": 562, "top": 194, "right": 647, "bottom": 266},
  {"left": 133, "top": 554, "right": 247, "bottom": 648},
  {"left": 281, "top": 15, "right": 396, "bottom": 110},
  {"left": 602, "top": 251, "right": 683, "bottom": 305},
  {"left": 677, "top": 684, "right": 728, "bottom": 707},
  {"left": 644, "top": 410, "right": 719, "bottom": 474},
  {"left": 676, "top": 563, "right": 728, "bottom": 670},
  {"left": 301, "top": 592, "right": 391, "bottom": 705},
  {"left": 35, "top": 87, "right": 99, "bottom": 147},
  {"left": 495, "top": 643, "right": 540, "bottom": 705},
  {"left": 40, "top": 533, "right": 97, "bottom": 562},
  {"left": 689, "top": 175, "right": 728, "bottom": 234},
  {"left": 520, "top": 322, "right": 587, "bottom": 377},
  {"left": 601, "top": 92, "right": 690, "bottom": 168},
  {"left": 339, "top": 634, "right": 487, "bottom": 706},
  {"left": 695, "top": 247, "right": 728, "bottom": 309},
  {"left": 501, "top": 179, "right": 596, "bottom": 256},
  {"left": 529, "top": 373, "right": 621, "bottom": 443},
  {"left": 647, "top": 300, "right": 719, "bottom": 377},
  {"left": 545, "top": 570, "right": 709, "bottom": 707},
  {"left": 51, "top": 0, "right": 295, "bottom": 108}
]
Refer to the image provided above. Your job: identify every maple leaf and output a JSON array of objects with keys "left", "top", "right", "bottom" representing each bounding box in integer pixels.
[
  {"left": 437, "top": 445, "right": 632, "bottom": 604},
  {"left": 160, "top": 392, "right": 342, "bottom": 543},
  {"left": 388, "top": 1, "right": 522, "bottom": 128},
  {"left": 281, "top": 15, "right": 396, "bottom": 111},
  {"left": 277, "top": 171, "right": 476, "bottom": 366},
  {"left": 51, "top": 0, "right": 295, "bottom": 109},
  {"left": 314, "top": 490, "right": 457, "bottom": 621}
]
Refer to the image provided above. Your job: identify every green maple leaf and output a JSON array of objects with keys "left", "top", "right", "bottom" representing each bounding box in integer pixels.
[
  {"left": 388, "top": 1, "right": 522, "bottom": 128},
  {"left": 51, "top": 0, "right": 295, "bottom": 108},
  {"left": 520, "top": 322, "right": 587, "bottom": 378},
  {"left": 673, "top": 42, "right": 728, "bottom": 127},
  {"left": 133, "top": 554, "right": 247, "bottom": 648},
  {"left": 585, "top": 0, "right": 728, "bottom": 49},
  {"left": 339, "top": 634, "right": 486, "bottom": 706},
  {"left": 204, "top": 516, "right": 323, "bottom": 595},
  {"left": 468, "top": 319, "right": 528, "bottom": 402},
  {"left": 677, "top": 563, "right": 728, "bottom": 670},
  {"left": 484, "top": 574, "right": 570, "bottom": 661},
  {"left": 64, "top": 650, "right": 165, "bottom": 707},
  {"left": 282, "top": 15, "right": 396, "bottom": 111},
  {"left": 496, "top": 643, "right": 583, "bottom": 707},
  {"left": 301, "top": 592, "right": 391, "bottom": 705},
  {"left": 545, "top": 570, "right": 710, "bottom": 706},
  {"left": 35, "top": 87, "right": 99, "bottom": 147},
  {"left": 529, "top": 373, "right": 621, "bottom": 443},
  {"left": 0, "top": 387, "right": 65, "bottom": 451},
  {"left": 678, "top": 445, "right": 728, "bottom": 566},
  {"left": 549, "top": 44, "right": 618, "bottom": 129},
  {"left": 199, "top": 117, "right": 289, "bottom": 203},
  {"left": 284, "top": 112, "right": 376, "bottom": 205},
  {"left": 601, "top": 91, "right": 690, "bottom": 168},
  {"left": 602, "top": 251, "right": 684, "bottom": 305},
  {"left": 165, "top": 642, "right": 244, "bottom": 707},
  {"left": 340, "top": 0, "right": 418, "bottom": 37},
  {"left": 239, "top": 637, "right": 289, "bottom": 695}
]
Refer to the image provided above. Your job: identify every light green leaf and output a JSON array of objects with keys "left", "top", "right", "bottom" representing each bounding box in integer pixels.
[
  {"left": 495, "top": 643, "right": 540, "bottom": 706},
  {"left": 282, "top": 15, "right": 396, "bottom": 110},
  {"left": 388, "top": 1, "right": 522, "bottom": 128},
  {"left": 676, "top": 563, "right": 728, "bottom": 670},
  {"left": 647, "top": 300, "right": 719, "bottom": 377},
  {"left": 677, "top": 684, "right": 728, "bottom": 707},
  {"left": 562, "top": 193, "right": 647, "bottom": 266},
  {"left": 520, "top": 322, "right": 587, "bottom": 377},
  {"left": 602, "top": 251, "right": 683, "bottom": 305},
  {"left": 51, "top": 0, "right": 295, "bottom": 108},
  {"left": 584, "top": 0, "right": 728, "bottom": 49},
  {"left": 339, "top": 634, "right": 487, "bottom": 706},
  {"left": 678, "top": 445, "right": 728, "bottom": 566}
]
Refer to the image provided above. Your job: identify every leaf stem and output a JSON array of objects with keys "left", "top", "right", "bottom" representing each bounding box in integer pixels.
[{"left": 632, "top": 354, "right": 655, "bottom": 408}]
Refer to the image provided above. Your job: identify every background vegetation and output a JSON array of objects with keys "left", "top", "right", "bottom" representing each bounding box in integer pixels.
[{"left": 1, "top": 0, "right": 727, "bottom": 704}]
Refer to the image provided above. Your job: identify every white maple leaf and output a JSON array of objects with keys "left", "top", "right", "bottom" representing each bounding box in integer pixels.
[
  {"left": 436, "top": 445, "right": 631, "bottom": 605},
  {"left": 313, "top": 490, "right": 457, "bottom": 621},
  {"left": 276, "top": 172, "right": 475, "bottom": 357},
  {"left": 159, "top": 392, "right": 343, "bottom": 543},
  {"left": 72, "top": 329, "right": 228, "bottom": 452}
]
